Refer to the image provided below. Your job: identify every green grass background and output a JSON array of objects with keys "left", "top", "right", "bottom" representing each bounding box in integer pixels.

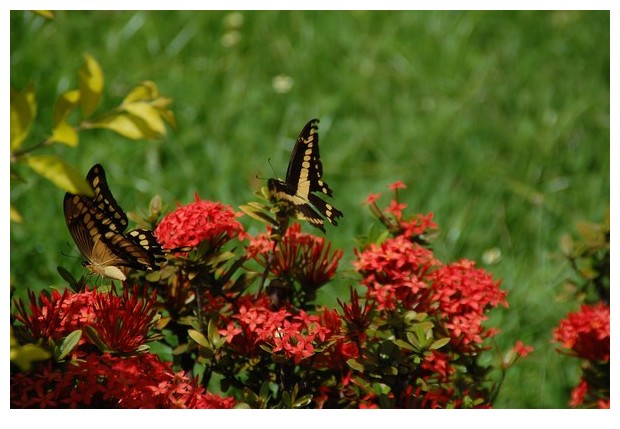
[{"left": 10, "top": 11, "right": 610, "bottom": 408}]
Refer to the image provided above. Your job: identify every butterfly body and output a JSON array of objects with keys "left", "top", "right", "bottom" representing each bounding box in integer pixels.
[
  {"left": 268, "top": 119, "right": 343, "bottom": 232},
  {"left": 64, "top": 164, "right": 165, "bottom": 281}
]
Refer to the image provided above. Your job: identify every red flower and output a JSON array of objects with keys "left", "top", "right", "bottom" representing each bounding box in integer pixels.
[
  {"left": 553, "top": 302, "right": 610, "bottom": 362},
  {"left": 421, "top": 350, "right": 455, "bottom": 381},
  {"left": 569, "top": 379, "right": 588, "bottom": 407},
  {"left": 365, "top": 192, "right": 382, "bottom": 205},
  {"left": 513, "top": 340, "right": 534, "bottom": 358},
  {"left": 90, "top": 286, "right": 158, "bottom": 353},
  {"left": 354, "top": 234, "right": 440, "bottom": 311},
  {"left": 10, "top": 352, "right": 235, "bottom": 408},
  {"left": 338, "top": 288, "right": 374, "bottom": 337},
  {"left": 399, "top": 212, "right": 438, "bottom": 238},
  {"left": 13, "top": 289, "right": 72, "bottom": 340},
  {"left": 428, "top": 260, "right": 508, "bottom": 352},
  {"left": 248, "top": 223, "right": 343, "bottom": 291},
  {"left": 224, "top": 301, "right": 333, "bottom": 365},
  {"left": 155, "top": 193, "right": 245, "bottom": 249},
  {"left": 385, "top": 200, "right": 407, "bottom": 220},
  {"left": 218, "top": 322, "right": 242, "bottom": 344},
  {"left": 388, "top": 181, "right": 406, "bottom": 191}
]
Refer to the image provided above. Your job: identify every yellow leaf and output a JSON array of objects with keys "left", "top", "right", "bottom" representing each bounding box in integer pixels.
[
  {"left": 10, "top": 205, "right": 23, "bottom": 223},
  {"left": 11, "top": 343, "right": 51, "bottom": 372},
  {"left": 33, "top": 10, "right": 55, "bottom": 19},
  {"left": 78, "top": 54, "right": 104, "bottom": 119},
  {"left": 24, "top": 155, "right": 94, "bottom": 196},
  {"left": 53, "top": 89, "right": 80, "bottom": 127},
  {"left": 188, "top": 329, "right": 210, "bottom": 348},
  {"left": 150, "top": 95, "right": 173, "bottom": 109},
  {"left": 50, "top": 121, "right": 79, "bottom": 146},
  {"left": 123, "top": 80, "right": 159, "bottom": 103},
  {"left": 10, "top": 83, "right": 37, "bottom": 151},
  {"left": 92, "top": 113, "right": 144, "bottom": 140},
  {"left": 122, "top": 101, "right": 166, "bottom": 136},
  {"left": 157, "top": 106, "right": 177, "bottom": 129}
]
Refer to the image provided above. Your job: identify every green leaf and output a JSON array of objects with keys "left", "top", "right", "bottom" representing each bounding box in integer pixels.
[
  {"left": 406, "top": 331, "right": 422, "bottom": 349},
  {"left": 429, "top": 337, "right": 451, "bottom": 350},
  {"left": 10, "top": 83, "right": 37, "bottom": 151},
  {"left": 78, "top": 54, "right": 104, "bottom": 118},
  {"left": 58, "top": 330, "right": 82, "bottom": 360},
  {"left": 346, "top": 358, "right": 364, "bottom": 371},
  {"left": 10, "top": 205, "right": 23, "bottom": 223},
  {"left": 188, "top": 329, "right": 210, "bottom": 348},
  {"left": 84, "top": 325, "right": 109, "bottom": 352},
  {"left": 24, "top": 155, "right": 94, "bottom": 196},
  {"left": 239, "top": 204, "right": 278, "bottom": 225},
  {"left": 293, "top": 394, "right": 313, "bottom": 408},
  {"left": 393, "top": 339, "right": 416, "bottom": 352},
  {"left": 57, "top": 266, "right": 79, "bottom": 291},
  {"left": 207, "top": 319, "right": 222, "bottom": 347}
]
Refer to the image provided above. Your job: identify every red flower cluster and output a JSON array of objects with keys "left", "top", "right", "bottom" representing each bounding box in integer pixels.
[
  {"left": 11, "top": 286, "right": 234, "bottom": 408},
  {"left": 364, "top": 181, "right": 438, "bottom": 239},
  {"left": 428, "top": 259, "right": 508, "bottom": 352},
  {"left": 569, "top": 379, "right": 610, "bottom": 409},
  {"left": 10, "top": 353, "right": 235, "bottom": 408},
  {"left": 12, "top": 178, "right": 532, "bottom": 409},
  {"left": 155, "top": 193, "right": 245, "bottom": 249},
  {"left": 553, "top": 303, "right": 610, "bottom": 362},
  {"left": 14, "top": 286, "right": 157, "bottom": 354},
  {"left": 355, "top": 237, "right": 507, "bottom": 355},
  {"left": 353, "top": 234, "right": 440, "bottom": 311},
  {"left": 91, "top": 287, "right": 158, "bottom": 353},
  {"left": 219, "top": 297, "right": 333, "bottom": 365},
  {"left": 248, "top": 222, "right": 343, "bottom": 290}
]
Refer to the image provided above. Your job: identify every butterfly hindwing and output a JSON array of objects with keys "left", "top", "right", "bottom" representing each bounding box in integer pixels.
[
  {"left": 64, "top": 164, "right": 165, "bottom": 280},
  {"left": 269, "top": 119, "right": 343, "bottom": 231}
]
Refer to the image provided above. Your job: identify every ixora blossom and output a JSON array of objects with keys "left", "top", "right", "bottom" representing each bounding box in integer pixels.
[
  {"left": 10, "top": 353, "right": 235, "bottom": 408},
  {"left": 353, "top": 234, "right": 440, "bottom": 311},
  {"left": 551, "top": 253, "right": 610, "bottom": 410},
  {"left": 247, "top": 222, "right": 343, "bottom": 291},
  {"left": 218, "top": 299, "right": 333, "bottom": 365},
  {"left": 155, "top": 193, "right": 245, "bottom": 249},
  {"left": 428, "top": 260, "right": 508, "bottom": 351},
  {"left": 553, "top": 302, "right": 610, "bottom": 362},
  {"left": 11, "top": 285, "right": 235, "bottom": 409},
  {"left": 13, "top": 286, "right": 160, "bottom": 354}
]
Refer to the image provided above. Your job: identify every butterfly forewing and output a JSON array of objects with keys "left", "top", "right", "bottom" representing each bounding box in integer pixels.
[{"left": 87, "top": 164, "right": 128, "bottom": 232}]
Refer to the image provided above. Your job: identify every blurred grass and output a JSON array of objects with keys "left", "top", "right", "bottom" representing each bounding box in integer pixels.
[{"left": 10, "top": 11, "right": 609, "bottom": 408}]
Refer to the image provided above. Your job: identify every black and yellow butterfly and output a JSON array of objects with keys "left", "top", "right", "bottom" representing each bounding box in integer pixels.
[
  {"left": 63, "top": 164, "right": 165, "bottom": 281},
  {"left": 267, "top": 119, "right": 343, "bottom": 232}
]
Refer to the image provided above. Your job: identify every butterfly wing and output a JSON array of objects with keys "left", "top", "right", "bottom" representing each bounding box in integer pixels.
[
  {"left": 273, "top": 119, "right": 343, "bottom": 230},
  {"left": 64, "top": 164, "right": 165, "bottom": 280},
  {"left": 285, "top": 119, "right": 335, "bottom": 199},
  {"left": 87, "top": 164, "right": 128, "bottom": 232},
  {"left": 64, "top": 193, "right": 98, "bottom": 261}
]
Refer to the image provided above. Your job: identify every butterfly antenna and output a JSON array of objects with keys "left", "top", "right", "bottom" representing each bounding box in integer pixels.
[
  {"left": 61, "top": 243, "right": 82, "bottom": 262},
  {"left": 267, "top": 157, "right": 280, "bottom": 178}
]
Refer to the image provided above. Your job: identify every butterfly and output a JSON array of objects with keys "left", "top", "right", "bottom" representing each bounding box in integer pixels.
[
  {"left": 63, "top": 164, "right": 165, "bottom": 281},
  {"left": 267, "top": 119, "right": 343, "bottom": 232}
]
